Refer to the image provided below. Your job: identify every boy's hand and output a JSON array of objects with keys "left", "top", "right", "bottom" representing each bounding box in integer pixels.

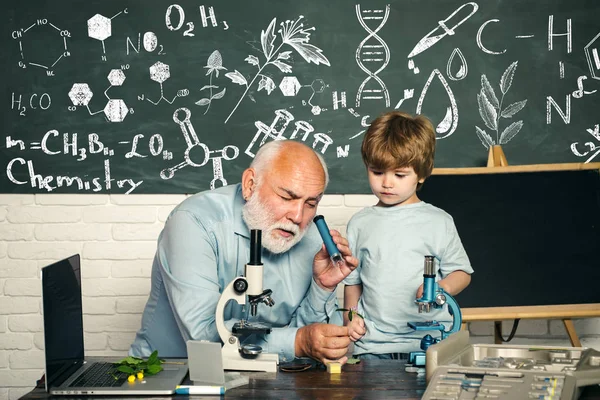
[
  {"left": 312, "top": 230, "right": 359, "bottom": 291},
  {"left": 416, "top": 283, "right": 424, "bottom": 299},
  {"left": 348, "top": 316, "right": 366, "bottom": 342}
]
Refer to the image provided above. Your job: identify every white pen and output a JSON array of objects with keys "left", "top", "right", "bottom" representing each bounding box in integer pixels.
[{"left": 175, "top": 385, "right": 225, "bottom": 395}]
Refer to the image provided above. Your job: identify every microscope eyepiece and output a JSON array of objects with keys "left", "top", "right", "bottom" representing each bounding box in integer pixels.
[{"left": 249, "top": 229, "right": 262, "bottom": 265}]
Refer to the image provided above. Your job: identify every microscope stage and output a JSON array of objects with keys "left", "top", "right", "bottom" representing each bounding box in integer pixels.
[{"left": 232, "top": 321, "right": 272, "bottom": 335}]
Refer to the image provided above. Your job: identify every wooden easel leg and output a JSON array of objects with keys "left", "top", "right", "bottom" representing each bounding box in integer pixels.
[
  {"left": 562, "top": 319, "right": 582, "bottom": 347},
  {"left": 494, "top": 321, "right": 502, "bottom": 344}
]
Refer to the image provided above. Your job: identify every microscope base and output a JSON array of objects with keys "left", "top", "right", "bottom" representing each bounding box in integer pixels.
[
  {"left": 223, "top": 351, "right": 279, "bottom": 373},
  {"left": 408, "top": 351, "right": 426, "bottom": 367}
]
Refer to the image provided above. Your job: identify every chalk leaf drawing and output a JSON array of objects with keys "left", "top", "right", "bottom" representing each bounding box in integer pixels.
[
  {"left": 196, "top": 50, "right": 227, "bottom": 115},
  {"left": 476, "top": 61, "right": 527, "bottom": 149},
  {"left": 224, "top": 16, "right": 330, "bottom": 123}
]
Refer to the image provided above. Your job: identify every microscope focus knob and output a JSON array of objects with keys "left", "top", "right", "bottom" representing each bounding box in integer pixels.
[
  {"left": 233, "top": 278, "right": 248, "bottom": 294},
  {"left": 435, "top": 293, "right": 447, "bottom": 306}
]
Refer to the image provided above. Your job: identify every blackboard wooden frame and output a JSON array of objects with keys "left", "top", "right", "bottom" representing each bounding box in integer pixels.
[{"left": 429, "top": 162, "right": 600, "bottom": 346}]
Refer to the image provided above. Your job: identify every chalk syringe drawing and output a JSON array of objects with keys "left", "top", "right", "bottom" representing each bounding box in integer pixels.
[
  {"left": 196, "top": 50, "right": 227, "bottom": 114},
  {"left": 476, "top": 61, "right": 528, "bottom": 149},
  {"left": 407, "top": 2, "right": 478, "bottom": 74},
  {"left": 224, "top": 15, "right": 330, "bottom": 123}
]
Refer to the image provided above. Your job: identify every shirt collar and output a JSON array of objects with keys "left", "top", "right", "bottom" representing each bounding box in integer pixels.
[{"left": 233, "top": 183, "right": 251, "bottom": 238}]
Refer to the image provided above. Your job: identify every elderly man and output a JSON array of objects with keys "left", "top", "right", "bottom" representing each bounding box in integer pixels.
[{"left": 130, "top": 140, "right": 358, "bottom": 365}]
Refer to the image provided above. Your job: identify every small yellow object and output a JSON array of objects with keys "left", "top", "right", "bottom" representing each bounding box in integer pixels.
[
  {"left": 127, "top": 375, "right": 135, "bottom": 383},
  {"left": 326, "top": 362, "right": 341, "bottom": 374},
  {"left": 137, "top": 372, "right": 144, "bottom": 380}
]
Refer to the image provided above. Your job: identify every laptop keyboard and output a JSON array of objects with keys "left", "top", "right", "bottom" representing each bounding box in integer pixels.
[{"left": 69, "top": 362, "right": 127, "bottom": 387}]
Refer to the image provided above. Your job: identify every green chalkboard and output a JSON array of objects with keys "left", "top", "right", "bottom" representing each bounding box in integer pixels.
[
  {"left": 419, "top": 166, "right": 600, "bottom": 308},
  {"left": 2, "top": 0, "right": 600, "bottom": 194}
]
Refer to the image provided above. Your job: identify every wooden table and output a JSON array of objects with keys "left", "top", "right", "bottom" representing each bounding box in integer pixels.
[{"left": 19, "top": 360, "right": 600, "bottom": 399}]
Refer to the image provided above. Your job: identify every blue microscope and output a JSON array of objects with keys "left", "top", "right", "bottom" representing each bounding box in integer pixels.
[{"left": 407, "top": 255, "right": 462, "bottom": 367}]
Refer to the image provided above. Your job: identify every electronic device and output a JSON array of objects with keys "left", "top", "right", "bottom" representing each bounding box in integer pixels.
[{"left": 41, "top": 254, "right": 188, "bottom": 395}]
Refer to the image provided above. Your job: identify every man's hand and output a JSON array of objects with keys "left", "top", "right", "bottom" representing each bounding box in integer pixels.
[
  {"left": 295, "top": 323, "right": 351, "bottom": 365},
  {"left": 313, "top": 229, "right": 359, "bottom": 291},
  {"left": 348, "top": 316, "right": 366, "bottom": 342}
]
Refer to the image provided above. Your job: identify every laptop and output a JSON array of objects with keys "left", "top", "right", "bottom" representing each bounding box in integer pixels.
[{"left": 41, "top": 254, "right": 188, "bottom": 395}]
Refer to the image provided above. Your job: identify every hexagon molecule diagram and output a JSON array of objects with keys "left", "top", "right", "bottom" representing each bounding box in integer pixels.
[
  {"left": 67, "top": 68, "right": 129, "bottom": 122},
  {"left": 68, "top": 84, "right": 93, "bottom": 106},
  {"left": 279, "top": 76, "right": 301, "bottom": 96},
  {"left": 146, "top": 61, "right": 184, "bottom": 105},
  {"left": 87, "top": 10, "right": 125, "bottom": 57}
]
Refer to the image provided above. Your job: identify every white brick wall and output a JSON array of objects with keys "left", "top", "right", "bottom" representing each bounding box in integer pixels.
[{"left": 0, "top": 193, "right": 599, "bottom": 400}]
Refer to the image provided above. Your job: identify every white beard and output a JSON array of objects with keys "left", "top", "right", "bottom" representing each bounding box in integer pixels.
[{"left": 242, "top": 193, "right": 305, "bottom": 254}]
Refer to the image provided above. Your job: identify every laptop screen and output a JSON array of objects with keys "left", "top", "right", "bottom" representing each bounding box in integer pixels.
[{"left": 42, "top": 254, "right": 85, "bottom": 389}]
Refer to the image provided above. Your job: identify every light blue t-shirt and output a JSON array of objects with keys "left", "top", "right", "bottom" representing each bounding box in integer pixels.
[
  {"left": 129, "top": 184, "right": 340, "bottom": 362},
  {"left": 344, "top": 201, "right": 473, "bottom": 355}
]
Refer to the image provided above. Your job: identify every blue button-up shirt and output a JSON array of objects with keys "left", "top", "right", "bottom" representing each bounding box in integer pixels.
[{"left": 130, "top": 184, "right": 340, "bottom": 361}]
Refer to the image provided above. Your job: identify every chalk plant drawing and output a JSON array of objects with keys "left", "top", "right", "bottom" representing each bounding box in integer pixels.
[
  {"left": 196, "top": 50, "right": 227, "bottom": 115},
  {"left": 476, "top": 61, "right": 528, "bottom": 149},
  {"left": 224, "top": 15, "right": 331, "bottom": 123}
]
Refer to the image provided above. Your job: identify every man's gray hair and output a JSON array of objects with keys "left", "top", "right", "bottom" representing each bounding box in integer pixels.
[{"left": 250, "top": 140, "right": 329, "bottom": 189}]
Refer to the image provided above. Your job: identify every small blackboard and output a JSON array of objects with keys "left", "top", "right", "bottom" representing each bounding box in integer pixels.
[
  {"left": 2, "top": 0, "right": 600, "bottom": 194},
  {"left": 419, "top": 165, "right": 600, "bottom": 308}
]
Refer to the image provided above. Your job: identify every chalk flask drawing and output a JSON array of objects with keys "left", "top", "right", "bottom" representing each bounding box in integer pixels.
[
  {"left": 223, "top": 15, "right": 330, "bottom": 123},
  {"left": 476, "top": 61, "right": 528, "bottom": 149}
]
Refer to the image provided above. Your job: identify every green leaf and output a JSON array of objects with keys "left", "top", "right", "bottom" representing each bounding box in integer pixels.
[
  {"left": 348, "top": 312, "right": 353, "bottom": 321},
  {"left": 147, "top": 364, "right": 163, "bottom": 375},
  {"left": 148, "top": 351, "right": 158, "bottom": 365},
  {"left": 117, "top": 356, "right": 143, "bottom": 365},
  {"left": 117, "top": 365, "right": 135, "bottom": 374}
]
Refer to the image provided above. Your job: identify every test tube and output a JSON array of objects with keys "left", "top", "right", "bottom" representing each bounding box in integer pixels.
[{"left": 313, "top": 215, "right": 344, "bottom": 267}]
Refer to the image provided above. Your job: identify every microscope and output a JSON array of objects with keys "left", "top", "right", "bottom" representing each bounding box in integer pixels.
[
  {"left": 215, "top": 229, "right": 279, "bottom": 372},
  {"left": 407, "top": 255, "right": 462, "bottom": 367}
]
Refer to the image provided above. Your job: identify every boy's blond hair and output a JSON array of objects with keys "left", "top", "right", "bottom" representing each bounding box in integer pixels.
[{"left": 361, "top": 111, "right": 436, "bottom": 188}]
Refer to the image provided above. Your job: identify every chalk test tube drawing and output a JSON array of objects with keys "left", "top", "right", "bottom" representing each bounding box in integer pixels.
[
  {"left": 161, "top": 107, "right": 239, "bottom": 188},
  {"left": 246, "top": 109, "right": 334, "bottom": 157},
  {"left": 416, "top": 69, "right": 458, "bottom": 139},
  {"left": 407, "top": 2, "right": 478, "bottom": 61},
  {"left": 571, "top": 124, "right": 600, "bottom": 163},
  {"left": 224, "top": 15, "right": 330, "bottom": 123},
  {"left": 475, "top": 61, "right": 528, "bottom": 149},
  {"left": 196, "top": 50, "right": 227, "bottom": 114},
  {"left": 355, "top": 4, "right": 391, "bottom": 107},
  {"left": 68, "top": 68, "right": 130, "bottom": 122}
]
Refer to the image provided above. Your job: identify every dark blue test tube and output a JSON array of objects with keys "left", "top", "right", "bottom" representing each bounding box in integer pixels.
[{"left": 313, "top": 215, "right": 344, "bottom": 266}]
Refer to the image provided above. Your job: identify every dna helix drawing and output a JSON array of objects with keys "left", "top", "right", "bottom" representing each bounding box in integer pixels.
[{"left": 355, "top": 4, "right": 391, "bottom": 108}]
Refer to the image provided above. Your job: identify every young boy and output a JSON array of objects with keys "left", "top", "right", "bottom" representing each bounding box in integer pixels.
[{"left": 343, "top": 111, "right": 473, "bottom": 360}]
